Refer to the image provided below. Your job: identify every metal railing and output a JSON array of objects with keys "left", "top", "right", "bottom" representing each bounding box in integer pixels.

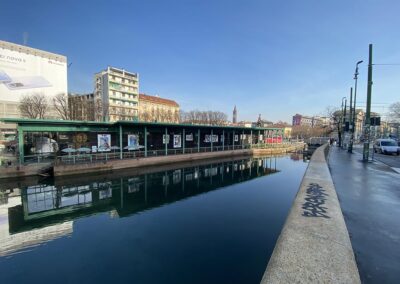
[
  {"left": 54, "top": 145, "right": 255, "bottom": 165},
  {"left": 2, "top": 142, "right": 303, "bottom": 167}
]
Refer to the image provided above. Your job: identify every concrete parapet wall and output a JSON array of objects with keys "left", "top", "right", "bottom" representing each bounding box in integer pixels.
[
  {"left": 260, "top": 144, "right": 360, "bottom": 283},
  {"left": 54, "top": 149, "right": 253, "bottom": 177}
]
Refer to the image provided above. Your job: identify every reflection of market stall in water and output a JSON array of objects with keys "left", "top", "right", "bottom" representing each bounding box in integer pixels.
[{"left": 3, "top": 156, "right": 279, "bottom": 245}]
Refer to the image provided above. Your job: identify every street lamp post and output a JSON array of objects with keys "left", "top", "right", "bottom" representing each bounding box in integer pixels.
[
  {"left": 340, "top": 96, "right": 347, "bottom": 148},
  {"left": 342, "top": 97, "right": 347, "bottom": 149},
  {"left": 348, "top": 87, "right": 353, "bottom": 152},
  {"left": 350, "top": 60, "right": 363, "bottom": 153}
]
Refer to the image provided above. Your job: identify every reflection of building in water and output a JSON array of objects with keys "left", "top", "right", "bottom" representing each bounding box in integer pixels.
[
  {"left": 0, "top": 194, "right": 72, "bottom": 257},
  {"left": 290, "top": 153, "right": 303, "bottom": 161},
  {"left": 2, "top": 157, "right": 279, "bottom": 256}
]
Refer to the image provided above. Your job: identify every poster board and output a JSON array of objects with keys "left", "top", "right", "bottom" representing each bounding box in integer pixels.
[
  {"left": 128, "top": 134, "right": 138, "bottom": 149},
  {"left": 97, "top": 134, "right": 111, "bottom": 151},
  {"left": 204, "top": 135, "right": 219, "bottom": 143},
  {"left": 173, "top": 135, "right": 182, "bottom": 148},
  {"left": 163, "top": 134, "right": 170, "bottom": 144}
]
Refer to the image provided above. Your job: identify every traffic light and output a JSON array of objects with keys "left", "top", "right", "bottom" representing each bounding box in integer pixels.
[{"left": 371, "top": 117, "right": 381, "bottom": 126}]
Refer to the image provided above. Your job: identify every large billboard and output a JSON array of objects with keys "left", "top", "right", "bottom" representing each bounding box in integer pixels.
[{"left": 0, "top": 40, "right": 67, "bottom": 103}]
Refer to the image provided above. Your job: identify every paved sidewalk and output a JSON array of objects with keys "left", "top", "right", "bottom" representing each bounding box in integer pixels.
[{"left": 328, "top": 146, "right": 400, "bottom": 284}]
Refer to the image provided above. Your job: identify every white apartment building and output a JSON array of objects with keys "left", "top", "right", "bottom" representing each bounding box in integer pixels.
[{"left": 94, "top": 66, "right": 139, "bottom": 122}]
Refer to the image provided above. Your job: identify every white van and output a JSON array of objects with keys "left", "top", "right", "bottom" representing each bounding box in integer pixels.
[{"left": 373, "top": 139, "right": 399, "bottom": 155}]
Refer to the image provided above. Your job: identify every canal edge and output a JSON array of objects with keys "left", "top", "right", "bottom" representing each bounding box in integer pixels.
[{"left": 260, "top": 144, "right": 361, "bottom": 283}]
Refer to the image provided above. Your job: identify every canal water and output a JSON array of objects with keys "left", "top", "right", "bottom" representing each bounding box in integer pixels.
[{"left": 0, "top": 154, "right": 307, "bottom": 284}]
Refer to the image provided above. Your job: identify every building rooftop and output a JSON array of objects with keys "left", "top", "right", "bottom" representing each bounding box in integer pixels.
[
  {"left": 95, "top": 66, "right": 138, "bottom": 78},
  {"left": 139, "top": 94, "right": 179, "bottom": 107},
  {"left": 0, "top": 40, "right": 67, "bottom": 63}
]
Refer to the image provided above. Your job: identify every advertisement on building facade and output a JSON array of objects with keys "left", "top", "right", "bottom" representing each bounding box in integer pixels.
[
  {"left": 128, "top": 134, "right": 138, "bottom": 149},
  {"left": 173, "top": 135, "right": 181, "bottom": 148},
  {"left": 163, "top": 134, "right": 170, "bottom": 144},
  {"left": 204, "top": 135, "right": 218, "bottom": 143},
  {"left": 98, "top": 134, "right": 111, "bottom": 151},
  {"left": 0, "top": 41, "right": 67, "bottom": 103}
]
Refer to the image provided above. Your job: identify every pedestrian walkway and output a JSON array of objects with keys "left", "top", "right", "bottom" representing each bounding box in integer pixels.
[{"left": 328, "top": 146, "right": 400, "bottom": 284}]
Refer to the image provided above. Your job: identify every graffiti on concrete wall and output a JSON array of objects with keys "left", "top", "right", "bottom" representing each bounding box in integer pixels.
[{"left": 302, "top": 183, "right": 330, "bottom": 218}]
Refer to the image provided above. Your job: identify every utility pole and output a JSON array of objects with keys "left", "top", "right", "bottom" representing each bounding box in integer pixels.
[
  {"left": 352, "top": 60, "right": 363, "bottom": 150},
  {"left": 343, "top": 98, "right": 347, "bottom": 149},
  {"left": 339, "top": 100, "right": 344, "bottom": 147},
  {"left": 363, "top": 44, "right": 373, "bottom": 161},
  {"left": 348, "top": 87, "right": 353, "bottom": 152},
  {"left": 339, "top": 97, "right": 347, "bottom": 149}
]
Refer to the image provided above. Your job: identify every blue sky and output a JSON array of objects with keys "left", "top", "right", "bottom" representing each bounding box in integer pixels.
[{"left": 1, "top": 0, "right": 400, "bottom": 122}]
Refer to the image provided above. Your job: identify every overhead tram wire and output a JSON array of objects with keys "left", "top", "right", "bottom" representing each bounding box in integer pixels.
[{"left": 372, "top": 63, "right": 400, "bottom": 66}]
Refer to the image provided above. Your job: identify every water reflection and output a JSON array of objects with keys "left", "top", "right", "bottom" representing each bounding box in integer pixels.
[{"left": 0, "top": 156, "right": 278, "bottom": 257}]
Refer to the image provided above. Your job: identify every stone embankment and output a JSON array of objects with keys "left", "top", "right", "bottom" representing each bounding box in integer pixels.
[
  {"left": 260, "top": 144, "right": 360, "bottom": 283},
  {"left": 0, "top": 163, "right": 52, "bottom": 179}
]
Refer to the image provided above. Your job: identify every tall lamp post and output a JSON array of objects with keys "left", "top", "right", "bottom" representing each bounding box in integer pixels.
[
  {"left": 348, "top": 87, "right": 353, "bottom": 152},
  {"left": 340, "top": 96, "right": 347, "bottom": 148},
  {"left": 349, "top": 60, "right": 363, "bottom": 153},
  {"left": 342, "top": 97, "right": 347, "bottom": 149}
]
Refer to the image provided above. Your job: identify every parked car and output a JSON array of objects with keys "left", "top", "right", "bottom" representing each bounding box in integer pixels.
[{"left": 373, "top": 139, "right": 400, "bottom": 155}]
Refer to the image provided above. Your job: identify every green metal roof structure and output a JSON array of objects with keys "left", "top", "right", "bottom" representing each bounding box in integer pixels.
[
  {"left": 0, "top": 118, "right": 285, "bottom": 131},
  {"left": 0, "top": 118, "right": 286, "bottom": 165}
]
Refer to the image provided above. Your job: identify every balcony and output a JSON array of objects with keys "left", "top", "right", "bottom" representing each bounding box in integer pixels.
[
  {"left": 109, "top": 86, "right": 138, "bottom": 95},
  {"left": 108, "top": 74, "right": 138, "bottom": 86},
  {"left": 109, "top": 94, "right": 138, "bottom": 103}
]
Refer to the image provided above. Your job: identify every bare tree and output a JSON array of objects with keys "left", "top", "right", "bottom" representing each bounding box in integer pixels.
[
  {"left": 322, "top": 106, "right": 341, "bottom": 139},
  {"left": 101, "top": 100, "right": 109, "bottom": 121},
  {"left": 140, "top": 107, "right": 151, "bottom": 122},
  {"left": 166, "top": 109, "right": 173, "bottom": 122},
  {"left": 151, "top": 108, "right": 156, "bottom": 122},
  {"left": 19, "top": 93, "right": 48, "bottom": 119},
  {"left": 174, "top": 110, "right": 180, "bottom": 123},
  {"left": 53, "top": 93, "right": 70, "bottom": 120},
  {"left": 180, "top": 109, "right": 228, "bottom": 126},
  {"left": 19, "top": 96, "right": 36, "bottom": 119},
  {"left": 93, "top": 98, "right": 101, "bottom": 121},
  {"left": 292, "top": 125, "right": 328, "bottom": 139},
  {"left": 158, "top": 108, "right": 167, "bottom": 122},
  {"left": 389, "top": 102, "right": 400, "bottom": 122}
]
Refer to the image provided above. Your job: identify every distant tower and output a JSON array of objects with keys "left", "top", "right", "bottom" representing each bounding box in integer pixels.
[
  {"left": 233, "top": 105, "right": 237, "bottom": 124},
  {"left": 257, "top": 114, "right": 262, "bottom": 127}
]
